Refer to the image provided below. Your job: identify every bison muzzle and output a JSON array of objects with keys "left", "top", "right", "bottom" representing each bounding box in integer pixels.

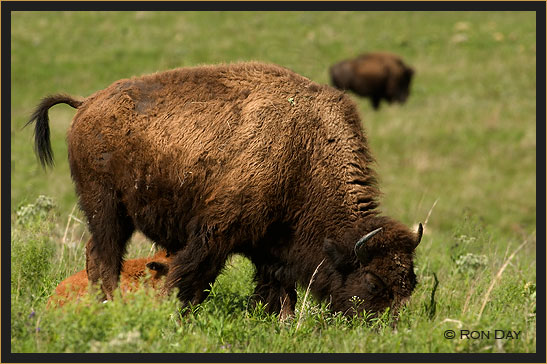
[{"left": 28, "top": 62, "right": 422, "bottom": 318}]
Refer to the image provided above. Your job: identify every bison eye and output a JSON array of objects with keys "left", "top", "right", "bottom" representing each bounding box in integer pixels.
[
  {"left": 146, "top": 261, "right": 169, "bottom": 276},
  {"left": 364, "top": 272, "right": 385, "bottom": 294}
]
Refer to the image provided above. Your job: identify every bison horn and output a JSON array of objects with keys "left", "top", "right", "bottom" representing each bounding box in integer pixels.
[
  {"left": 415, "top": 223, "right": 424, "bottom": 248},
  {"left": 354, "top": 227, "right": 383, "bottom": 263}
]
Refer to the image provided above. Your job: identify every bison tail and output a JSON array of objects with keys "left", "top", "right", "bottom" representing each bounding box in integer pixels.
[{"left": 25, "top": 94, "right": 82, "bottom": 168}]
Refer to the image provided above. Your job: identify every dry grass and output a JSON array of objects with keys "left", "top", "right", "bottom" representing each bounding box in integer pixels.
[
  {"left": 296, "top": 259, "right": 325, "bottom": 331},
  {"left": 477, "top": 233, "right": 533, "bottom": 320}
]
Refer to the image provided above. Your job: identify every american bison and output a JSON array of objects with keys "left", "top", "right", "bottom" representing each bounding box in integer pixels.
[
  {"left": 28, "top": 62, "right": 422, "bottom": 317},
  {"left": 329, "top": 52, "right": 415, "bottom": 110},
  {"left": 48, "top": 250, "right": 170, "bottom": 308}
]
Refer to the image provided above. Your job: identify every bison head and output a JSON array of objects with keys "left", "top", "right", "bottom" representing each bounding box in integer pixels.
[
  {"left": 146, "top": 260, "right": 170, "bottom": 279},
  {"left": 323, "top": 221, "right": 422, "bottom": 316},
  {"left": 386, "top": 64, "right": 414, "bottom": 104},
  {"left": 329, "top": 60, "right": 354, "bottom": 90}
]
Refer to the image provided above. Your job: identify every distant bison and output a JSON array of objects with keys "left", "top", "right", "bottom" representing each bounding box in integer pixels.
[
  {"left": 330, "top": 52, "right": 415, "bottom": 110},
  {"left": 48, "top": 250, "right": 170, "bottom": 307},
  {"left": 28, "top": 62, "right": 422, "bottom": 318}
]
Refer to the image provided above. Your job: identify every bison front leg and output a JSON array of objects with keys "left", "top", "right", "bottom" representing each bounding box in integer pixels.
[
  {"left": 279, "top": 289, "right": 297, "bottom": 320},
  {"left": 371, "top": 96, "right": 381, "bottom": 110},
  {"left": 165, "top": 241, "right": 229, "bottom": 310},
  {"left": 251, "top": 272, "right": 297, "bottom": 320}
]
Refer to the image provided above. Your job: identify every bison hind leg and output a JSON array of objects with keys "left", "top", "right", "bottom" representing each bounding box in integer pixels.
[{"left": 78, "top": 187, "right": 135, "bottom": 301}]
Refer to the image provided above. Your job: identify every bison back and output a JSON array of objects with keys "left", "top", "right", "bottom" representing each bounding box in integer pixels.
[{"left": 67, "top": 63, "right": 363, "bottom": 252}]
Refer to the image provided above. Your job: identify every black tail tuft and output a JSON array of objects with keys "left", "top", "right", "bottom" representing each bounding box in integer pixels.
[{"left": 25, "top": 94, "right": 82, "bottom": 168}]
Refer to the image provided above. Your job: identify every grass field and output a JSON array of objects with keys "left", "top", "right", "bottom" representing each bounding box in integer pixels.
[{"left": 10, "top": 11, "right": 537, "bottom": 354}]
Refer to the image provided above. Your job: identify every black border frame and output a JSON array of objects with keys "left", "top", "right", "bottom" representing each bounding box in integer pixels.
[
  {"left": 2, "top": 1, "right": 547, "bottom": 11},
  {"left": 2, "top": 1, "right": 545, "bottom": 363}
]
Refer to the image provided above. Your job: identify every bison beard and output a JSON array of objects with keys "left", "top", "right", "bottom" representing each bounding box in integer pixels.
[{"left": 28, "top": 62, "right": 422, "bottom": 318}]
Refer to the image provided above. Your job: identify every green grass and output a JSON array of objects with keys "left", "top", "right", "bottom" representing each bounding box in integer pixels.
[{"left": 10, "top": 11, "right": 536, "bottom": 353}]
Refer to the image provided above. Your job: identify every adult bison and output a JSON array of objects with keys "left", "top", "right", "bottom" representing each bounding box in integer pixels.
[
  {"left": 329, "top": 52, "right": 415, "bottom": 110},
  {"left": 28, "top": 62, "right": 422, "bottom": 318},
  {"left": 48, "top": 250, "right": 170, "bottom": 308}
]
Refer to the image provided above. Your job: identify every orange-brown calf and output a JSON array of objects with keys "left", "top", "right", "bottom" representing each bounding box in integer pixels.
[{"left": 48, "top": 250, "right": 169, "bottom": 307}]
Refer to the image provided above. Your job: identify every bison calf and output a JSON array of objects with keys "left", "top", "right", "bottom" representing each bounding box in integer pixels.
[
  {"left": 329, "top": 52, "right": 414, "bottom": 110},
  {"left": 48, "top": 250, "right": 170, "bottom": 307},
  {"left": 29, "top": 62, "right": 422, "bottom": 318}
]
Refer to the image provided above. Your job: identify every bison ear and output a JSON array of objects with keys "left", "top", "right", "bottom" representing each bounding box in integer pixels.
[
  {"left": 146, "top": 261, "right": 169, "bottom": 277},
  {"left": 323, "top": 238, "right": 353, "bottom": 272}
]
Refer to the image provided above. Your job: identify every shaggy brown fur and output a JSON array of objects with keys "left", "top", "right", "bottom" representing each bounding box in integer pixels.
[
  {"left": 28, "top": 62, "right": 422, "bottom": 317},
  {"left": 329, "top": 52, "right": 415, "bottom": 110},
  {"left": 48, "top": 251, "right": 170, "bottom": 307}
]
